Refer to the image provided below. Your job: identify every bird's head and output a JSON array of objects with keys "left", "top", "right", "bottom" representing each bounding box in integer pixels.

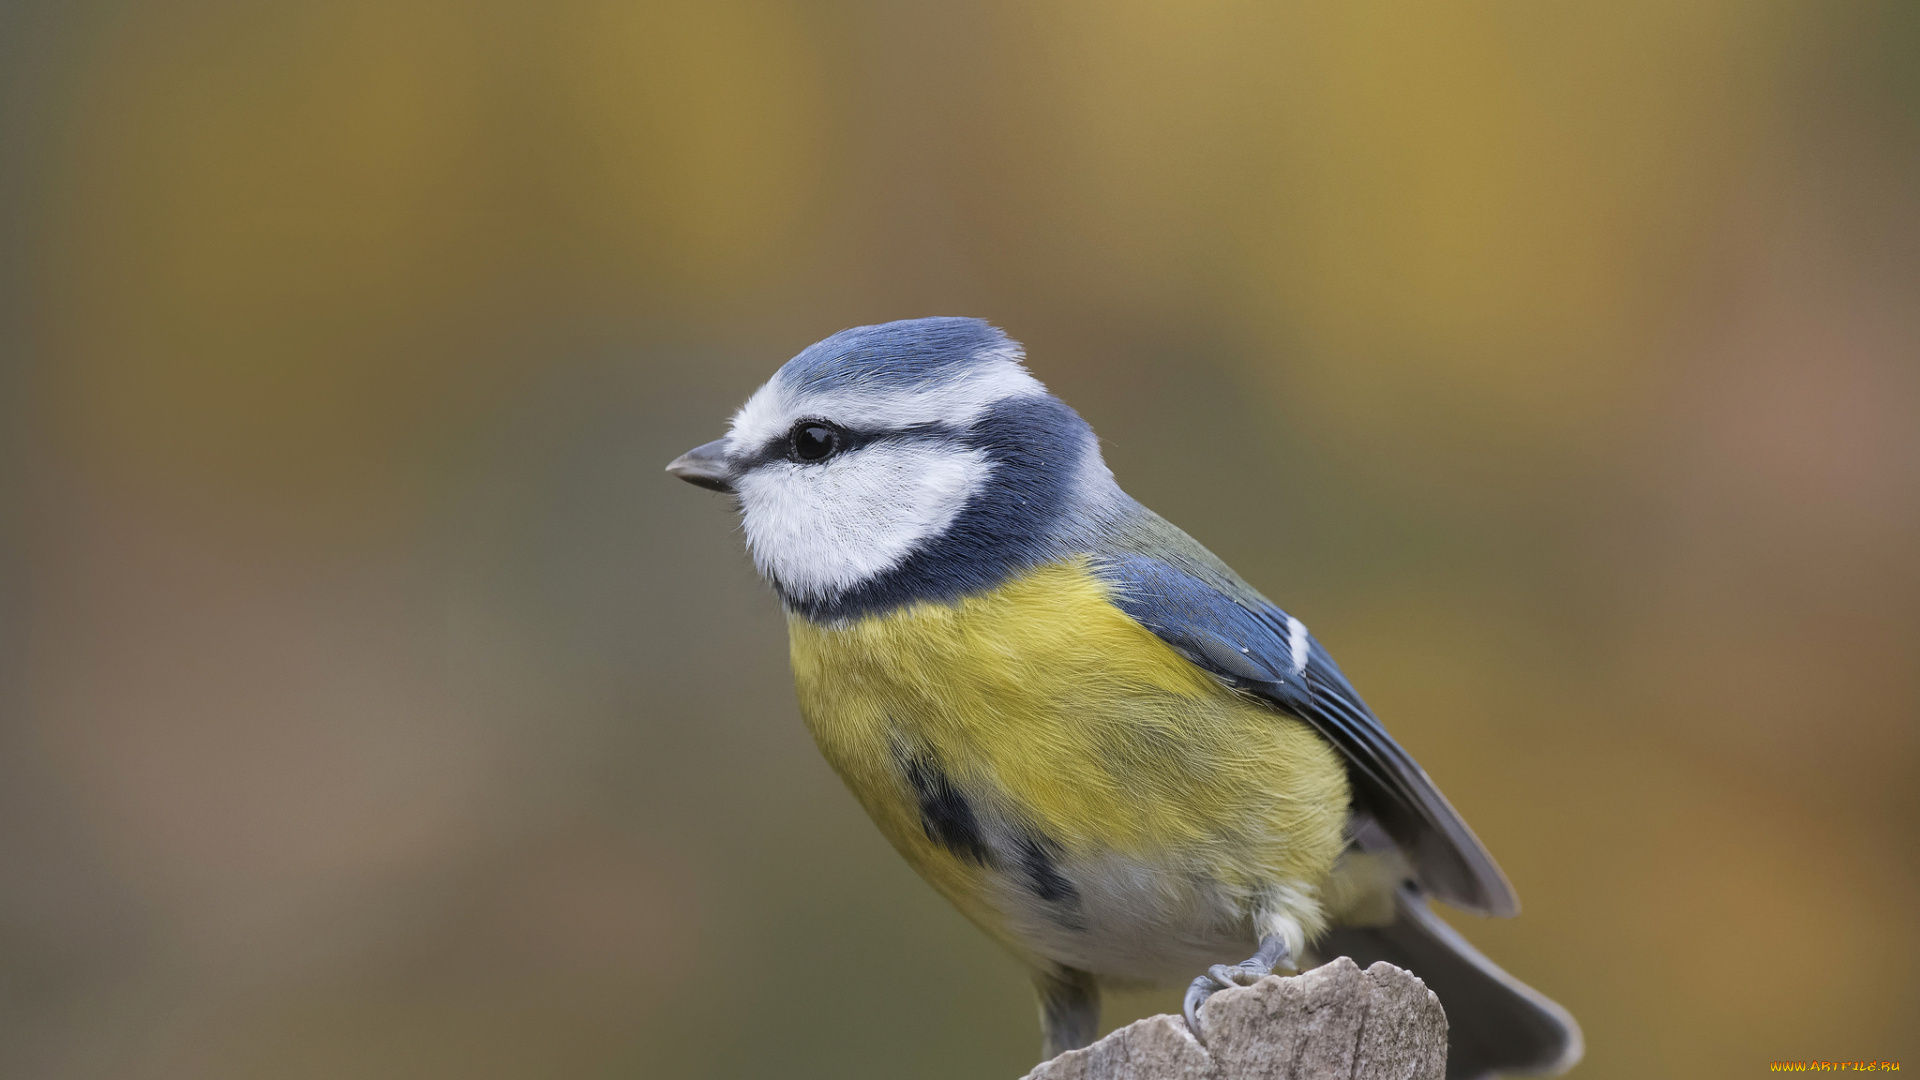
[{"left": 668, "top": 317, "right": 1119, "bottom": 619}]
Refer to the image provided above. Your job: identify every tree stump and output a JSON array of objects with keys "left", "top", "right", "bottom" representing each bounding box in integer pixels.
[{"left": 1020, "top": 958, "right": 1447, "bottom": 1080}]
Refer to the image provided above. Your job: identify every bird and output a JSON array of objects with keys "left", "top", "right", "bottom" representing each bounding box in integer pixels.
[{"left": 666, "top": 317, "right": 1581, "bottom": 1078}]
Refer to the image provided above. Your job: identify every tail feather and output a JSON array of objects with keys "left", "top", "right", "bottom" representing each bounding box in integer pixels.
[{"left": 1314, "top": 887, "right": 1582, "bottom": 1079}]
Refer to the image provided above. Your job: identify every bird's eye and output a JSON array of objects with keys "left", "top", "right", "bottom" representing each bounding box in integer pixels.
[{"left": 789, "top": 421, "right": 842, "bottom": 462}]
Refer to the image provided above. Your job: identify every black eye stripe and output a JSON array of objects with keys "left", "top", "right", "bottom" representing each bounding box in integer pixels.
[{"left": 743, "top": 421, "right": 968, "bottom": 468}]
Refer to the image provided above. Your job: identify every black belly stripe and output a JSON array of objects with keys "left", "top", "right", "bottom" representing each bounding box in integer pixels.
[
  {"left": 899, "top": 749, "right": 1083, "bottom": 927},
  {"left": 1014, "top": 833, "right": 1080, "bottom": 906},
  {"left": 903, "top": 754, "right": 991, "bottom": 866}
]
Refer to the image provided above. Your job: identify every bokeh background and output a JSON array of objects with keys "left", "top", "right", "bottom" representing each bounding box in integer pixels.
[{"left": 3, "top": 2, "right": 1916, "bottom": 1077}]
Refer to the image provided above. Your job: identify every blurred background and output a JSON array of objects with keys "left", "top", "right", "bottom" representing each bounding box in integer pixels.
[{"left": 2, "top": 2, "right": 1916, "bottom": 1077}]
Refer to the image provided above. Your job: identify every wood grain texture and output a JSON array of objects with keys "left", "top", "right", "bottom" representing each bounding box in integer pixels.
[{"left": 1022, "top": 959, "right": 1447, "bottom": 1080}]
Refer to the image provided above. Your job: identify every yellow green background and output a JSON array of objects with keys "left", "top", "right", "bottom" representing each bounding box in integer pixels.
[{"left": 2, "top": 2, "right": 1915, "bottom": 1077}]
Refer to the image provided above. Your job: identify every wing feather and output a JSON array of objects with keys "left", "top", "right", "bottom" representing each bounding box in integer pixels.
[{"left": 1094, "top": 551, "right": 1518, "bottom": 917}]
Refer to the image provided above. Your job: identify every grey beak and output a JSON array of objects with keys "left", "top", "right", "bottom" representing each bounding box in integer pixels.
[{"left": 666, "top": 439, "right": 737, "bottom": 493}]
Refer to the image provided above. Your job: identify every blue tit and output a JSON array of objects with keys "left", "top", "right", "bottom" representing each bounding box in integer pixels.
[{"left": 667, "top": 318, "right": 1581, "bottom": 1079}]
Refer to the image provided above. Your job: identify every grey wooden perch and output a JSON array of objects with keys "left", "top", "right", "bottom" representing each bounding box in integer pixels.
[{"left": 1021, "top": 958, "right": 1447, "bottom": 1080}]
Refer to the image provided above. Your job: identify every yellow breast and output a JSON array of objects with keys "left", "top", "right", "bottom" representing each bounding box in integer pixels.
[{"left": 788, "top": 558, "right": 1350, "bottom": 969}]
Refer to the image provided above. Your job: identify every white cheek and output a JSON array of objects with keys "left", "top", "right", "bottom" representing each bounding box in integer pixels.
[{"left": 736, "top": 445, "right": 993, "bottom": 601}]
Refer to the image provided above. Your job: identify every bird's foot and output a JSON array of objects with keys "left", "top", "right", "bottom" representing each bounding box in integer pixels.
[{"left": 1182, "top": 934, "right": 1294, "bottom": 1044}]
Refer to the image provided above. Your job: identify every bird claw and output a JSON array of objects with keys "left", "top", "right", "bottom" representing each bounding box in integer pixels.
[
  {"left": 1208, "top": 962, "right": 1266, "bottom": 987},
  {"left": 1182, "top": 934, "right": 1294, "bottom": 1044},
  {"left": 1183, "top": 975, "right": 1220, "bottom": 1042}
]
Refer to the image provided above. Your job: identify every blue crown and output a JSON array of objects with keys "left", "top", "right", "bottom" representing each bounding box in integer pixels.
[{"left": 777, "top": 317, "right": 1015, "bottom": 394}]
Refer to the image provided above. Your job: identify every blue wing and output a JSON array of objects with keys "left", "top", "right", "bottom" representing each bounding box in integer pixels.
[{"left": 1094, "top": 550, "right": 1519, "bottom": 918}]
